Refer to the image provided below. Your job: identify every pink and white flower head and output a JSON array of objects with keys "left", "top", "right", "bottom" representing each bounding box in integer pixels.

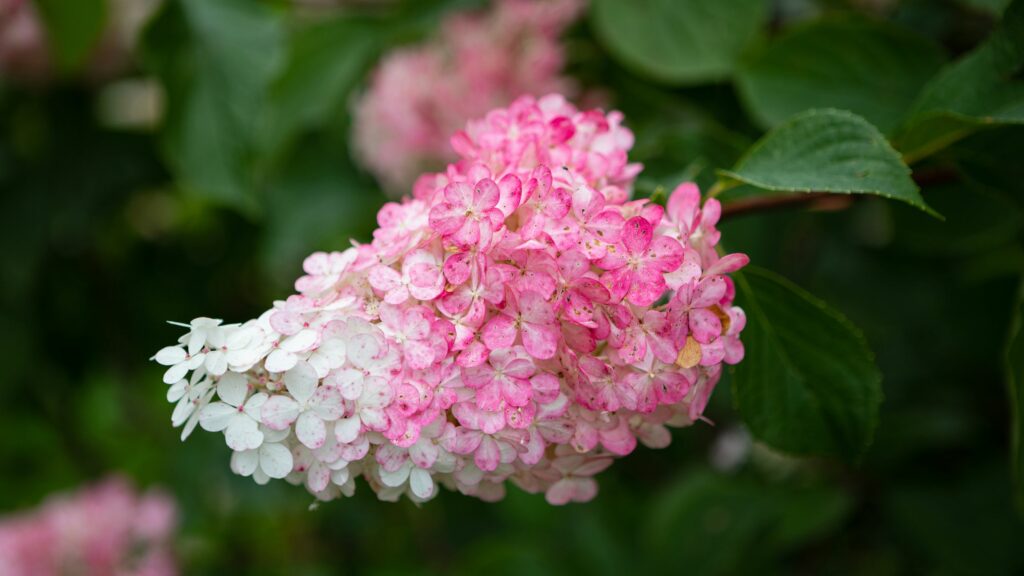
[
  {"left": 155, "top": 96, "right": 748, "bottom": 506},
  {"left": 353, "top": 0, "right": 585, "bottom": 194},
  {"left": 0, "top": 476, "right": 178, "bottom": 575}
]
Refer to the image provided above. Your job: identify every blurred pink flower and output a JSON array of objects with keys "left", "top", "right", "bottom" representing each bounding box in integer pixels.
[
  {"left": 353, "top": 0, "right": 585, "bottom": 194},
  {"left": 0, "top": 0, "right": 161, "bottom": 85},
  {"left": 0, "top": 476, "right": 178, "bottom": 576}
]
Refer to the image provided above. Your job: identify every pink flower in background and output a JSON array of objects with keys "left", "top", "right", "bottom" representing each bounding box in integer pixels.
[
  {"left": 155, "top": 94, "right": 748, "bottom": 506},
  {"left": 353, "top": 0, "right": 585, "bottom": 194},
  {"left": 0, "top": 476, "right": 178, "bottom": 576},
  {"left": 0, "top": 0, "right": 162, "bottom": 84}
]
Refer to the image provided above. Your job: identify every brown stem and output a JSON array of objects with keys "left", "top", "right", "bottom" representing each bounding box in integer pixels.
[{"left": 720, "top": 192, "right": 835, "bottom": 219}]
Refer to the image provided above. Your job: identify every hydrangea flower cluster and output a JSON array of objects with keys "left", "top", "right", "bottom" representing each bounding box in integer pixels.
[
  {"left": 353, "top": 0, "right": 584, "bottom": 194},
  {"left": 0, "top": 476, "right": 178, "bottom": 576},
  {"left": 154, "top": 94, "right": 748, "bottom": 505}
]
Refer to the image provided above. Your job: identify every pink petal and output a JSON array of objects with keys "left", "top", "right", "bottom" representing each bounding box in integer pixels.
[
  {"left": 667, "top": 182, "right": 701, "bottom": 231},
  {"left": 481, "top": 314, "right": 517, "bottom": 350},
  {"left": 501, "top": 377, "right": 532, "bottom": 407},
  {"left": 474, "top": 178, "right": 500, "bottom": 211},
  {"left": 428, "top": 202, "right": 467, "bottom": 236},
  {"left": 495, "top": 174, "right": 522, "bottom": 216},
  {"left": 601, "top": 421, "right": 638, "bottom": 456},
  {"left": 450, "top": 219, "right": 482, "bottom": 247},
  {"left": 693, "top": 276, "right": 728, "bottom": 308},
  {"left": 443, "top": 181, "right": 474, "bottom": 208},
  {"left": 704, "top": 252, "right": 750, "bottom": 276},
  {"left": 474, "top": 436, "right": 501, "bottom": 472},
  {"left": 661, "top": 371, "right": 694, "bottom": 405},
  {"left": 444, "top": 252, "right": 473, "bottom": 285},
  {"left": 690, "top": 309, "right": 723, "bottom": 344},
  {"left": 405, "top": 340, "right": 436, "bottom": 370},
  {"left": 700, "top": 339, "right": 726, "bottom": 366},
  {"left": 522, "top": 323, "right": 558, "bottom": 359},
  {"left": 519, "top": 290, "right": 555, "bottom": 325},
  {"left": 369, "top": 265, "right": 402, "bottom": 293},
  {"left": 622, "top": 216, "right": 652, "bottom": 255},
  {"left": 588, "top": 210, "right": 623, "bottom": 241},
  {"left": 626, "top": 269, "right": 667, "bottom": 306},
  {"left": 648, "top": 236, "right": 684, "bottom": 272}
]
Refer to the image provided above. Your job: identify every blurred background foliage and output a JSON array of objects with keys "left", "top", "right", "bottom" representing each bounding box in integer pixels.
[{"left": 2, "top": 0, "right": 1024, "bottom": 574}]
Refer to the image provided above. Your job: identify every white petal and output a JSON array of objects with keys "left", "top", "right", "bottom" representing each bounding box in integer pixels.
[
  {"left": 262, "top": 424, "right": 290, "bottom": 443},
  {"left": 187, "top": 331, "right": 206, "bottom": 357},
  {"left": 259, "top": 443, "right": 294, "bottom": 479},
  {"left": 378, "top": 462, "right": 412, "bottom": 487},
  {"left": 231, "top": 449, "right": 259, "bottom": 476},
  {"left": 206, "top": 325, "right": 227, "bottom": 348},
  {"left": 166, "top": 380, "right": 187, "bottom": 403},
  {"left": 260, "top": 395, "right": 300, "bottom": 430},
  {"left": 334, "top": 417, "right": 361, "bottom": 444},
  {"left": 284, "top": 361, "right": 318, "bottom": 404},
  {"left": 331, "top": 467, "right": 350, "bottom": 486},
  {"left": 281, "top": 329, "right": 318, "bottom": 353},
  {"left": 162, "top": 362, "right": 190, "bottom": 385},
  {"left": 217, "top": 372, "right": 249, "bottom": 407},
  {"left": 318, "top": 337, "right": 347, "bottom": 367},
  {"left": 307, "top": 354, "right": 331, "bottom": 380},
  {"left": 226, "top": 325, "right": 256, "bottom": 350},
  {"left": 360, "top": 407, "right": 387, "bottom": 430},
  {"left": 225, "top": 417, "right": 264, "bottom": 451},
  {"left": 347, "top": 333, "right": 380, "bottom": 369},
  {"left": 180, "top": 410, "right": 201, "bottom": 441},
  {"left": 242, "top": 392, "right": 268, "bottom": 420},
  {"left": 253, "top": 467, "right": 270, "bottom": 485},
  {"left": 328, "top": 368, "right": 363, "bottom": 401},
  {"left": 226, "top": 347, "right": 262, "bottom": 370},
  {"left": 154, "top": 346, "right": 186, "bottom": 366},
  {"left": 199, "top": 402, "right": 236, "bottom": 432},
  {"left": 264, "top": 349, "right": 297, "bottom": 373},
  {"left": 311, "top": 386, "right": 345, "bottom": 420},
  {"left": 306, "top": 462, "right": 331, "bottom": 493},
  {"left": 171, "top": 397, "right": 195, "bottom": 427},
  {"left": 205, "top": 351, "right": 228, "bottom": 376},
  {"left": 409, "top": 467, "right": 435, "bottom": 499},
  {"left": 296, "top": 412, "right": 327, "bottom": 450}
]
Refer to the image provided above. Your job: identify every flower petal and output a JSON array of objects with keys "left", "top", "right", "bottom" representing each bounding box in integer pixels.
[
  {"left": 296, "top": 412, "right": 327, "bottom": 449},
  {"left": 259, "top": 443, "right": 294, "bottom": 479}
]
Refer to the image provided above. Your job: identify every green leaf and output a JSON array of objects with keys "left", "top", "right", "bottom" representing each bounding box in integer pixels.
[
  {"left": 142, "top": 0, "right": 285, "bottom": 212},
  {"left": 591, "top": 0, "right": 765, "bottom": 85},
  {"left": 257, "top": 16, "right": 381, "bottom": 160},
  {"left": 732, "top": 267, "right": 883, "bottom": 460},
  {"left": 35, "top": 0, "right": 107, "bottom": 72},
  {"left": 645, "top": 469, "right": 851, "bottom": 574},
  {"left": 736, "top": 18, "right": 945, "bottom": 134},
  {"left": 893, "top": 0, "right": 1024, "bottom": 163},
  {"left": 1007, "top": 281, "right": 1024, "bottom": 510},
  {"left": 719, "top": 108, "right": 936, "bottom": 216}
]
